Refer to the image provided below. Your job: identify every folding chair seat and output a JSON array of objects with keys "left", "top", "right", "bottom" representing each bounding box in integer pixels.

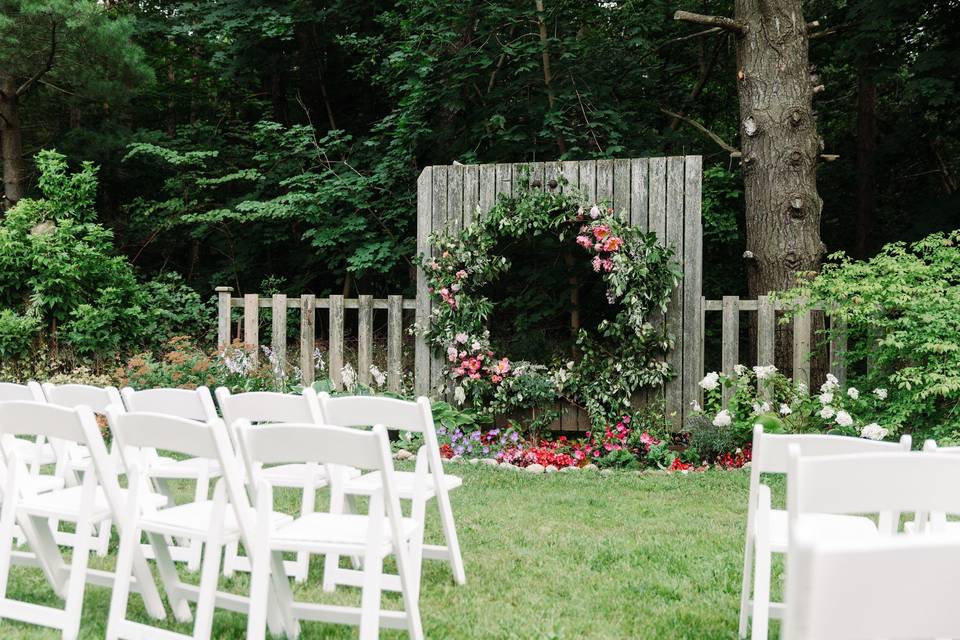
[
  {"left": 40, "top": 383, "right": 125, "bottom": 556},
  {"left": 215, "top": 387, "right": 358, "bottom": 582},
  {"left": 0, "top": 401, "right": 167, "bottom": 640},
  {"left": 739, "top": 426, "right": 911, "bottom": 640},
  {"left": 318, "top": 393, "right": 466, "bottom": 589},
  {"left": 106, "top": 408, "right": 294, "bottom": 640},
  {"left": 236, "top": 421, "right": 425, "bottom": 640},
  {"left": 121, "top": 386, "right": 222, "bottom": 569}
]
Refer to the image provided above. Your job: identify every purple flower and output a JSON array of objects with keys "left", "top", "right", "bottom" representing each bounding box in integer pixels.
[
  {"left": 509, "top": 432, "right": 520, "bottom": 442},
  {"left": 466, "top": 445, "right": 473, "bottom": 453},
  {"left": 470, "top": 431, "right": 481, "bottom": 441},
  {"left": 454, "top": 445, "right": 464, "bottom": 455},
  {"left": 489, "top": 429, "right": 500, "bottom": 437},
  {"left": 437, "top": 427, "right": 447, "bottom": 436},
  {"left": 482, "top": 446, "right": 490, "bottom": 454}
]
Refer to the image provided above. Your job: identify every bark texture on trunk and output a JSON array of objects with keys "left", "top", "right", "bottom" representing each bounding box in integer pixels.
[
  {"left": 0, "top": 74, "right": 24, "bottom": 210},
  {"left": 735, "top": 0, "right": 824, "bottom": 299}
]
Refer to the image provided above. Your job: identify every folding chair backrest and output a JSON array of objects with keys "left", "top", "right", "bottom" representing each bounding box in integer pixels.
[
  {"left": 751, "top": 426, "right": 911, "bottom": 474},
  {"left": 42, "top": 383, "right": 122, "bottom": 414},
  {"left": 0, "top": 401, "right": 91, "bottom": 443},
  {"left": 784, "top": 530, "right": 960, "bottom": 640},
  {"left": 215, "top": 387, "right": 319, "bottom": 425},
  {"left": 120, "top": 386, "right": 217, "bottom": 422},
  {"left": 107, "top": 409, "right": 224, "bottom": 462},
  {"left": 0, "top": 381, "right": 45, "bottom": 402},
  {"left": 788, "top": 449, "right": 960, "bottom": 525},
  {"left": 237, "top": 421, "right": 391, "bottom": 473},
  {"left": 317, "top": 394, "right": 430, "bottom": 433}
]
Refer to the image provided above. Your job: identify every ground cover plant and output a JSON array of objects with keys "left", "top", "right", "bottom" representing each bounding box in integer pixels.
[{"left": 0, "top": 465, "right": 762, "bottom": 639}]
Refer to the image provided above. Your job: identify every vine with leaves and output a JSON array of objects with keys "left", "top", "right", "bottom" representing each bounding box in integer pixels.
[{"left": 420, "top": 182, "right": 681, "bottom": 428}]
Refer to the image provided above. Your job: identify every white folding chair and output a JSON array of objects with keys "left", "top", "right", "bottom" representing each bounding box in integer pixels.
[
  {"left": 783, "top": 447, "right": 960, "bottom": 639},
  {"left": 236, "top": 421, "right": 424, "bottom": 640},
  {"left": 0, "top": 401, "right": 167, "bottom": 639},
  {"left": 41, "top": 383, "right": 125, "bottom": 557},
  {"left": 739, "top": 426, "right": 910, "bottom": 640},
  {"left": 106, "top": 408, "right": 294, "bottom": 640},
  {"left": 215, "top": 386, "right": 352, "bottom": 582},
  {"left": 0, "top": 381, "right": 56, "bottom": 475},
  {"left": 121, "top": 386, "right": 221, "bottom": 570},
  {"left": 783, "top": 529, "right": 960, "bottom": 640},
  {"left": 318, "top": 393, "right": 465, "bottom": 589}
]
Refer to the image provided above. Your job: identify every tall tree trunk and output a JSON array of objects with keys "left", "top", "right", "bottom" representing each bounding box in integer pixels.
[
  {"left": 855, "top": 70, "right": 876, "bottom": 258},
  {"left": 0, "top": 75, "right": 25, "bottom": 210}
]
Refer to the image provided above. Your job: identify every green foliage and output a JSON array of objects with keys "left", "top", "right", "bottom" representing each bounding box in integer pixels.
[
  {"left": 786, "top": 231, "right": 960, "bottom": 441},
  {"left": 0, "top": 308, "right": 40, "bottom": 359}
]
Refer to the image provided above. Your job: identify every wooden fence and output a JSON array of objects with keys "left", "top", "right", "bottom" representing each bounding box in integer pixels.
[
  {"left": 702, "top": 295, "right": 847, "bottom": 408},
  {"left": 215, "top": 287, "right": 416, "bottom": 391}
]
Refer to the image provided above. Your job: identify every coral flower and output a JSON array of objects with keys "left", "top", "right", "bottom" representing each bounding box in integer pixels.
[{"left": 592, "top": 225, "right": 611, "bottom": 241}]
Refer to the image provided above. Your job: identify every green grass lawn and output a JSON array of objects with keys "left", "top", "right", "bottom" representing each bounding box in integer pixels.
[{"left": 0, "top": 465, "right": 766, "bottom": 639}]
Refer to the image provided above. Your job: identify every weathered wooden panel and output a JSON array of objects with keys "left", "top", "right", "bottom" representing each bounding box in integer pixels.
[
  {"left": 681, "top": 156, "right": 703, "bottom": 424},
  {"left": 216, "top": 287, "right": 233, "bottom": 347},
  {"left": 722, "top": 295, "right": 740, "bottom": 407},
  {"left": 463, "top": 164, "right": 480, "bottom": 227},
  {"left": 630, "top": 158, "right": 649, "bottom": 232},
  {"left": 478, "top": 164, "right": 496, "bottom": 221},
  {"left": 596, "top": 159, "right": 614, "bottom": 206},
  {"left": 329, "top": 294, "right": 344, "bottom": 389},
  {"left": 447, "top": 164, "right": 464, "bottom": 233},
  {"left": 579, "top": 160, "right": 597, "bottom": 205},
  {"left": 299, "top": 294, "right": 315, "bottom": 385},
  {"left": 830, "top": 314, "right": 847, "bottom": 388},
  {"left": 793, "top": 302, "right": 811, "bottom": 389},
  {"left": 415, "top": 168, "right": 433, "bottom": 395},
  {"left": 358, "top": 294, "right": 373, "bottom": 385},
  {"left": 495, "top": 163, "right": 512, "bottom": 198},
  {"left": 665, "top": 157, "right": 686, "bottom": 427},
  {"left": 387, "top": 295, "right": 403, "bottom": 393},
  {"left": 613, "top": 159, "right": 631, "bottom": 222}
]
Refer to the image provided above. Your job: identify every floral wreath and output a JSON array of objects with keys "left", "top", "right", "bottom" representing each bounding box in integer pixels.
[{"left": 420, "top": 179, "right": 681, "bottom": 426}]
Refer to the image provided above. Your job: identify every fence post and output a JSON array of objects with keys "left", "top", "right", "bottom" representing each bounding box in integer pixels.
[
  {"left": 270, "top": 295, "right": 287, "bottom": 382},
  {"left": 830, "top": 312, "right": 847, "bottom": 388},
  {"left": 792, "top": 299, "right": 811, "bottom": 390},
  {"left": 757, "top": 295, "right": 775, "bottom": 399},
  {"left": 216, "top": 286, "right": 233, "bottom": 348},
  {"left": 243, "top": 294, "right": 259, "bottom": 364},
  {"left": 358, "top": 295, "right": 373, "bottom": 386},
  {"left": 387, "top": 295, "right": 403, "bottom": 393},
  {"left": 300, "top": 294, "right": 316, "bottom": 386},
  {"left": 329, "top": 295, "right": 344, "bottom": 389},
  {"left": 721, "top": 295, "right": 740, "bottom": 408}
]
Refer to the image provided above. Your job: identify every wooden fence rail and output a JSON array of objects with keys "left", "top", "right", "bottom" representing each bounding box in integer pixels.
[
  {"left": 701, "top": 294, "right": 848, "bottom": 409},
  {"left": 215, "top": 287, "right": 415, "bottom": 391}
]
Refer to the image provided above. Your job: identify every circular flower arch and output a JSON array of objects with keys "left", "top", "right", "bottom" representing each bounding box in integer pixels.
[{"left": 420, "top": 183, "right": 682, "bottom": 426}]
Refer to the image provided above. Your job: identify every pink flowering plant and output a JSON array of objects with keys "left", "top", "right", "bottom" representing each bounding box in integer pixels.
[{"left": 419, "top": 179, "right": 680, "bottom": 427}]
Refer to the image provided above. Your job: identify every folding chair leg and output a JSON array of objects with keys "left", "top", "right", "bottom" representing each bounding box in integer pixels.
[
  {"left": 738, "top": 532, "right": 754, "bottom": 638},
  {"left": 106, "top": 482, "right": 142, "bottom": 640},
  {"left": 293, "top": 485, "right": 315, "bottom": 583},
  {"left": 62, "top": 473, "right": 97, "bottom": 640},
  {"left": 359, "top": 547, "right": 384, "bottom": 640},
  {"left": 193, "top": 486, "right": 226, "bottom": 639},
  {"left": 435, "top": 488, "right": 466, "bottom": 584},
  {"left": 322, "top": 480, "right": 347, "bottom": 592},
  {"left": 750, "top": 486, "right": 772, "bottom": 640},
  {"left": 94, "top": 518, "right": 112, "bottom": 557},
  {"left": 222, "top": 539, "right": 240, "bottom": 577},
  {"left": 187, "top": 476, "right": 212, "bottom": 573},
  {"left": 0, "top": 461, "right": 21, "bottom": 602},
  {"left": 246, "top": 491, "right": 273, "bottom": 640},
  {"left": 394, "top": 539, "right": 424, "bottom": 640},
  {"left": 148, "top": 531, "right": 193, "bottom": 623}
]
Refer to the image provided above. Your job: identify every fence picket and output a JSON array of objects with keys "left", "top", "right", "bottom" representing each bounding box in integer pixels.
[
  {"left": 216, "top": 287, "right": 233, "bottom": 347},
  {"left": 244, "top": 293, "right": 259, "bottom": 364},
  {"left": 387, "top": 295, "right": 403, "bottom": 393},
  {"left": 358, "top": 295, "right": 373, "bottom": 386},
  {"left": 721, "top": 295, "right": 740, "bottom": 407},
  {"left": 792, "top": 301, "right": 811, "bottom": 389},
  {"left": 830, "top": 314, "right": 848, "bottom": 388},
  {"left": 271, "top": 294, "right": 287, "bottom": 378},
  {"left": 300, "top": 294, "right": 315, "bottom": 385},
  {"left": 329, "top": 295, "right": 344, "bottom": 389}
]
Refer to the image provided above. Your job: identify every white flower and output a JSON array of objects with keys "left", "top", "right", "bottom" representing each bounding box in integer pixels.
[
  {"left": 341, "top": 363, "right": 357, "bottom": 389},
  {"left": 826, "top": 373, "right": 839, "bottom": 385},
  {"left": 835, "top": 410, "right": 853, "bottom": 427},
  {"left": 797, "top": 382, "right": 808, "bottom": 395},
  {"left": 819, "top": 406, "right": 835, "bottom": 420},
  {"left": 873, "top": 388, "right": 888, "bottom": 400},
  {"left": 690, "top": 400, "right": 702, "bottom": 412},
  {"left": 453, "top": 385, "right": 466, "bottom": 405},
  {"left": 455, "top": 332, "right": 468, "bottom": 344},
  {"left": 471, "top": 340, "right": 481, "bottom": 351},
  {"left": 699, "top": 371, "right": 720, "bottom": 391},
  {"left": 589, "top": 204, "right": 601, "bottom": 219},
  {"left": 847, "top": 387, "right": 860, "bottom": 400},
  {"left": 779, "top": 404, "right": 793, "bottom": 416},
  {"left": 818, "top": 392, "right": 834, "bottom": 405},
  {"left": 734, "top": 364, "right": 748, "bottom": 376},
  {"left": 713, "top": 409, "right": 732, "bottom": 427},
  {"left": 753, "top": 365, "right": 777, "bottom": 381},
  {"left": 370, "top": 365, "right": 387, "bottom": 388},
  {"left": 860, "top": 423, "right": 888, "bottom": 441},
  {"left": 820, "top": 374, "right": 839, "bottom": 393},
  {"left": 312, "top": 347, "right": 326, "bottom": 372},
  {"left": 751, "top": 402, "right": 771, "bottom": 414}
]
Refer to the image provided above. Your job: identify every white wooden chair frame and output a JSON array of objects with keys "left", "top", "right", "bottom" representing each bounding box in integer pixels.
[
  {"left": 106, "top": 409, "right": 294, "bottom": 640},
  {"left": 318, "top": 393, "right": 465, "bottom": 591},
  {"left": 236, "top": 421, "right": 425, "bottom": 640},
  {"left": 0, "top": 381, "right": 57, "bottom": 476},
  {"left": 215, "top": 387, "right": 340, "bottom": 582},
  {"left": 120, "top": 386, "right": 221, "bottom": 571},
  {"left": 0, "top": 401, "right": 166, "bottom": 640},
  {"left": 783, "top": 446, "right": 960, "bottom": 639},
  {"left": 40, "top": 383, "right": 126, "bottom": 557},
  {"left": 738, "top": 426, "right": 910, "bottom": 640}
]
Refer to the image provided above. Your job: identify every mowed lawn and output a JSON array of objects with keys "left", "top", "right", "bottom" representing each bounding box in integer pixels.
[{"left": 0, "top": 465, "right": 767, "bottom": 639}]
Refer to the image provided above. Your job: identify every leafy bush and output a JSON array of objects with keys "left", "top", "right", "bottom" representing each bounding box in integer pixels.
[
  {"left": 786, "top": 231, "right": 960, "bottom": 442},
  {"left": 0, "top": 309, "right": 40, "bottom": 359}
]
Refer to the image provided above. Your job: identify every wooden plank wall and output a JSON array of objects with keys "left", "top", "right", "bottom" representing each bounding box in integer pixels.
[{"left": 414, "top": 157, "right": 703, "bottom": 430}]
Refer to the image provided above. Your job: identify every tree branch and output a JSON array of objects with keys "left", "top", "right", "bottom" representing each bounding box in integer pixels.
[
  {"left": 673, "top": 11, "right": 745, "bottom": 36},
  {"left": 17, "top": 20, "right": 57, "bottom": 97},
  {"left": 660, "top": 107, "right": 741, "bottom": 157}
]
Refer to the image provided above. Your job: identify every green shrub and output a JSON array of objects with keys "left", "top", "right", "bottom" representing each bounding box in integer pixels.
[{"left": 0, "top": 309, "right": 40, "bottom": 360}]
